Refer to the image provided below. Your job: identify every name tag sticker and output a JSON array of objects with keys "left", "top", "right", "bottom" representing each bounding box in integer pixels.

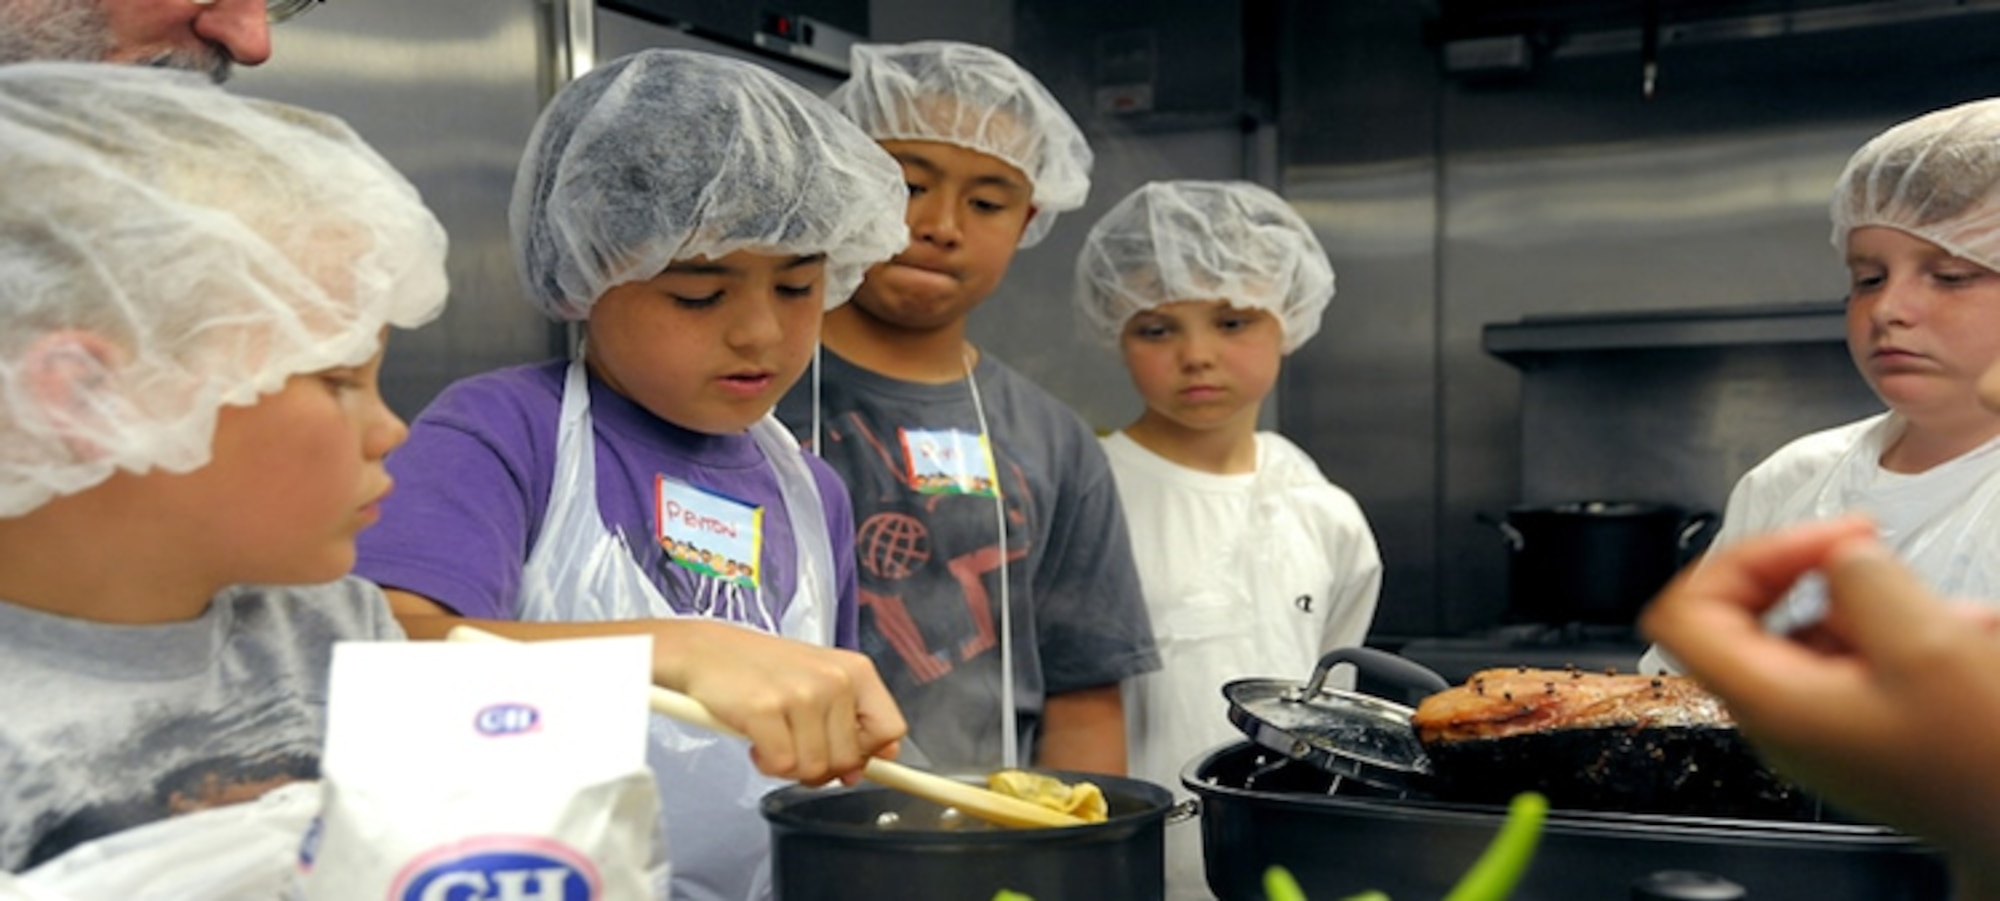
[
  {"left": 900, "top": 427, "right": 998, "bottom": 498},
  {"left": 656, "top": 476, "right": 763, "bottom": 589}
]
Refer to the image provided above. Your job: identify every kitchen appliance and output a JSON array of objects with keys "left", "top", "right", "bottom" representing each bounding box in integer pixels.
[
  {"left": 762, "top": 770, "right": 1186, "bottom": 901},
  {"left": 1185, "top": 741, "right": 1948, "bottom": 901}
]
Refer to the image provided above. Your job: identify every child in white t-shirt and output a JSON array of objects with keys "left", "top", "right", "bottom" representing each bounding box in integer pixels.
[
  {"left": 1640, "top": 97, "right": 2000, "bottom": 674},
  {"left": 1074, "top": 179, "right": 1383, "bottom": 901}
]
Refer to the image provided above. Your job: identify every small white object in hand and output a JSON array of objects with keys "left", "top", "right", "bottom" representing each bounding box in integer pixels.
[{"left": 1761, "top": 572, "right": 1830, "bottom": 635}]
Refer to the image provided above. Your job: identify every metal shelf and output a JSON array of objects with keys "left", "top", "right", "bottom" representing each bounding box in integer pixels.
[{"left": 1483, "top": 300, "right": 1846, "bottom": 366}]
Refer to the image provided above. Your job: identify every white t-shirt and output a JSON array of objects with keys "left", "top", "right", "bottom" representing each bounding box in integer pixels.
[
  {"left": 1641, "top": 412, "right": 2000, "bottom": 673},
  {"left": 1103, "top": 430, "right": 1382, "bottom": 901}
]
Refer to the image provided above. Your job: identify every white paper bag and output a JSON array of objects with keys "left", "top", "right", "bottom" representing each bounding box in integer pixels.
[{"left": 299, "top": 636, "right": 663, "bottom": 900}]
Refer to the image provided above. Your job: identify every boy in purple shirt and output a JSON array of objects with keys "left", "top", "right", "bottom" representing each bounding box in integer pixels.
[{"left": 353, "top": 49, "right": 911, "bottom": 901}]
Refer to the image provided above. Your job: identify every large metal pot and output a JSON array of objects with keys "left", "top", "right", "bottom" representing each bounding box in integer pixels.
[
  {"left": 1484, "top": 500, "right": 1717, "bottom": 625},
  {"left": 762, "top": 769, "right": 1184, "bottom": 900},
  {"left": 1185, "top": 742, "right": 1947, "bottom": 901}
]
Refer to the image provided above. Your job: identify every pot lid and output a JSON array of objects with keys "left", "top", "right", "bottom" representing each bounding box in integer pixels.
[{"left": 1223, "top": 647, "right": 1449, "bottom": 793}]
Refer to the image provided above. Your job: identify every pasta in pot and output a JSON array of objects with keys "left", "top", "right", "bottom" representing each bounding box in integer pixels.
[{"left": 986, "top": 770, "right": 1109, "bottom": 823}]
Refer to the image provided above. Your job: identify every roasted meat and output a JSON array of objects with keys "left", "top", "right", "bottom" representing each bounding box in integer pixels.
[
  {"left": 1412, "top": 667, "right": 1731, "bottom": 743},
  {"left": 1411, "top": 667, "right": 1809, "bottom": 819}
]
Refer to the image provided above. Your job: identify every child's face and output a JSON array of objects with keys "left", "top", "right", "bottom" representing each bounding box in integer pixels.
[
  {"left": 586, "top": 249, "right": 826, "bottom": 434},
  {"left": 155, "top": 337, "right": 406, "bottom": 584},
  {"left": 1119, "top": 300, "right": 1284, "bottom": 436},
  {"left": 1845, "top": 226, "right": 2000, "bottom": 426},
  {"left": 847, "top": 140, "right": 1036, "bottom": 332}
]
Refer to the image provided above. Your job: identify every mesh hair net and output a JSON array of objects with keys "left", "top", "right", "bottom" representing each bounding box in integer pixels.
[
  {"left": 1831, "top": 97, "right": 2000, "bottom": 272},
  {"left": 829, "top": 41, "right": 1092, "bottom": 248},
  {"left": 1074, "top": 181, "right": 1335, "bottom": 353},
  {"left": 0, "top": 63, "right": 448, "bottom": 517},
  {"left": 512, "top": 49, "right": 910, "bottom": 321}
]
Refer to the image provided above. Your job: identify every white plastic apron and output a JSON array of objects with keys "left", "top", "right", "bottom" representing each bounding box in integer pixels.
[
  {"left": 1760, "top": 415, "right": 2000, "bottom": 628},
  {"left": 518, "top": 358, "right": 836, "bottom": 901}
]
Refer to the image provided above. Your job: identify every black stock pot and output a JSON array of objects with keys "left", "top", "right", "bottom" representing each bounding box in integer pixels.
[
  {"left": 1484, "top": 500, "right": 1717, "bottom": 625},
  {"left": 762, "top": 769, "right": 1185, "bottom": 901}
]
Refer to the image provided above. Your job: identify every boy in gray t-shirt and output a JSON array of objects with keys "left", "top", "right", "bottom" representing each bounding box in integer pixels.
[
  {"left": 0, "top": 64, "right": 445, "bottom": 870},
  {"left": 779, "top": 41, "right": 1159, "bottom": 774}
]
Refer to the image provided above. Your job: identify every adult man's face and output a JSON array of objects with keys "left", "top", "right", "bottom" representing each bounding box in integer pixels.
[{"left": 0, "top": 0, "right": 273, "bottom": 83}]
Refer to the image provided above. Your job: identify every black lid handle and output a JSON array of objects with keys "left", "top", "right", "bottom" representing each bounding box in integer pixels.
[{"left": 1299, "top": 646, "right": 1450, "bottom": 698}]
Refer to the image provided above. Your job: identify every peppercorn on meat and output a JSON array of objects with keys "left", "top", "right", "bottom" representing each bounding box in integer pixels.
[
  {"left": 1409, "top": 667, "right": 1805, "bottom": 818},
  {"left": 1411, "top": 667, "right": 1732, "bottom": 744}
]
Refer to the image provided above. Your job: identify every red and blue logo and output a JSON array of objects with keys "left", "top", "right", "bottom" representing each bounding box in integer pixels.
[{"left": 390, "top": 837, "right": 600, "bottom": 901}]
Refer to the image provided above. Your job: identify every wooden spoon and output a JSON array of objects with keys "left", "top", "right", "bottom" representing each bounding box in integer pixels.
[{"left": 444, "top": 625, "right": 1085, "bottom": 829}]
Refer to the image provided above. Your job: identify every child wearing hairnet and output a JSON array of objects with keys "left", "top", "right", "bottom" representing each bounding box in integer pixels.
[
  {"left": 350, "top": 49, "right": 910, "bottom": 900},
  {"left": 1641, "top": 107, "right": 2000, "bottom": 901},
  {"left": 0, "top": 64, "right": 446, "bottom": 871},
  {"left": 1640, "top": 97, "right": 2000, "bottom": 674},
  {"left": 774, "top": 40, "right": 1160, "bottom": 777},
  {"left": 1075, "top": 180, "right": 1383, "bottom": 901}
]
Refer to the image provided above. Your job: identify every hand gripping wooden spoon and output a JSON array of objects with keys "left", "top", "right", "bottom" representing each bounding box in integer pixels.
[{"left": 444, "top": 625, "right": 1085, "bottom": 829}]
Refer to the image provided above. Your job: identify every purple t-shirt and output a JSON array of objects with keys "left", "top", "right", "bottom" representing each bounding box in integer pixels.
[{"left": 355, "top": 361, "right": 859, "bottom": 647}]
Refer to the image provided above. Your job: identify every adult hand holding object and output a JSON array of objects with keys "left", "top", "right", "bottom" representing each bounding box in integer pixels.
[{"left": 1640, "top": 516, "right": 2000, "bottom": 900}]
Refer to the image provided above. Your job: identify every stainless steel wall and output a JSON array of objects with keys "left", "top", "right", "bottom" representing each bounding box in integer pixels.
[
  {"left": 232, "top": 0, "right": 560, "bottom": 419},
  {"left": 596, "top": 6, "right": 843, "bottom": 92},
  {"left": 1280, "top": 3, "right": 2000, "bottom": 638}
]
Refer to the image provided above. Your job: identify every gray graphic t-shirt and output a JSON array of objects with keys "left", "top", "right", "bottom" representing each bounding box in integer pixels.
[
  {"left": 778, "top": 349, "right": 1159, "bottom": 771},
  {"left": 0, "top": 577, "right": 403, "bottom": 870}
]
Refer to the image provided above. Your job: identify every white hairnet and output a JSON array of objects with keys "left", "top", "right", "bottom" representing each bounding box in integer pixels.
[
  {"left": 1831, "top": 97, "right": 2000, "bottom": 272},
  {"left": 1074, "top": 181, "right": 1335, "bottom": 354},
  {"left": 0, "top": 63, "right": 448, "bottom": 517},
  {"left": 512, "top": 49, "right": 910, "bottom": 321},
  {"left": 829, "top": 41, "right": 1092, "bottom": 248}
]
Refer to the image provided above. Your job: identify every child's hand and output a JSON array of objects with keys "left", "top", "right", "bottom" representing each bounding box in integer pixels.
[{"left": 651, "top": 619, "right": 906, "bottom": 785}]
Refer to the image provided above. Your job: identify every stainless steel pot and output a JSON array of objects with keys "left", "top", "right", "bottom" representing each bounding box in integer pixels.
[
  {"left": 762, "top": 769, "right": 1189, "bottom": 901},
  {"left": 1184, "top": 742, "right": 1947, "bottom": 901},
  {"left": 1483, "top": 501, "right": 1717, "bottom": 625}
]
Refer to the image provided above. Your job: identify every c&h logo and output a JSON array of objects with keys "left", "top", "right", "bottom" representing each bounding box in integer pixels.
[{"left": 389, "top": 836, "right": 600, "bottom": 901}]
